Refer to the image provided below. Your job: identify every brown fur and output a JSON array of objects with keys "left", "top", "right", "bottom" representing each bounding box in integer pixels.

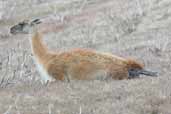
[{"left": 31, "top": 31, "right": 144, "bottom": 81}]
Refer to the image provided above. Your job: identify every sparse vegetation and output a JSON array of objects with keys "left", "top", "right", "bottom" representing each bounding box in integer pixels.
[{"left": 0, "top": 0, "right": 171, "bottom": 114}]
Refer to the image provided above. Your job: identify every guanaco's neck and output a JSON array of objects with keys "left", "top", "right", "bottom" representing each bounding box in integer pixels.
[
  {"left": 30, "top": 31, "right": 49, "bottom": 61},
  {"left": 29, "top": 19, "right": 69, "bottom": 63}
]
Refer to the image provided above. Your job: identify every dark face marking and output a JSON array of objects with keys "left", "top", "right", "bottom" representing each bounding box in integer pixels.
[
  {"left": 10, "top": 21, "right": 29, "bottom": 35},
  {"left": 10, "top": 19, "right": 42, "bottom": 35}
]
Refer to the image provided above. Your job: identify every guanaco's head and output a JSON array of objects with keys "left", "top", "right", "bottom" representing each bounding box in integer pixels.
[{"left": 10, "top": 19, "right": 41, "bottom": 35}]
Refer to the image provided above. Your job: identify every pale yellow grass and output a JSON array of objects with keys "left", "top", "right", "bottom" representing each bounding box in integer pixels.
[{"left": 0, "top": 0, "right": 171, "bottom": 114}]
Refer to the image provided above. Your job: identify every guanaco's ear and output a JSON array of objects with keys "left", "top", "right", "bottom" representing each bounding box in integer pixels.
[{"left": 30, "top": 19, "right": 42, "bottom": 26}]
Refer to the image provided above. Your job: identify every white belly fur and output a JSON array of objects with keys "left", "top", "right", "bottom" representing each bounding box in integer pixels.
[
  {"left": 34, "top": 57, "right": 55, "bottom": 83},
  {"left": 29, "top": 37, "right": 55, "bottom": 83}
]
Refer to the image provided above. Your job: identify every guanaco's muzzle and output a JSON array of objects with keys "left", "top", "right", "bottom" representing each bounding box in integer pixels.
[{"left": 10, "top": 19, "right": 42, "bottom": 35}]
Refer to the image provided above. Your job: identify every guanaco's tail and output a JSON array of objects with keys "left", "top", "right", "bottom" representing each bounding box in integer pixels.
[{"left": 126, "top": 59, "right": 158, "bottom": 78}]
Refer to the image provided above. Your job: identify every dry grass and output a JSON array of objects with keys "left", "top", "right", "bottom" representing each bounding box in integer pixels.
[{"left": 0, "top": 0, "right": 171, "bottom": 114}]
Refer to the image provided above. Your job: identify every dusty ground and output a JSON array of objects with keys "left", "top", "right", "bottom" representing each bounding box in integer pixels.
[{"left": 0, "top": 0, "right": 171, "bottom": 114}]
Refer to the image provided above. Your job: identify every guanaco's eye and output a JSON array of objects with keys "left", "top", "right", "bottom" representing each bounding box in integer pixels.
[
  {"left": 18, "top": 22, "right": 25, "bottom": 25},
  {"left": 19, "top": 21, "right": 28, "bottom": 26}
]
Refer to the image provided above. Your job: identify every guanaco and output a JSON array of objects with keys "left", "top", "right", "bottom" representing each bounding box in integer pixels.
[{"left": 10, "top": 19, "right": 157, "bottom": 83}]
